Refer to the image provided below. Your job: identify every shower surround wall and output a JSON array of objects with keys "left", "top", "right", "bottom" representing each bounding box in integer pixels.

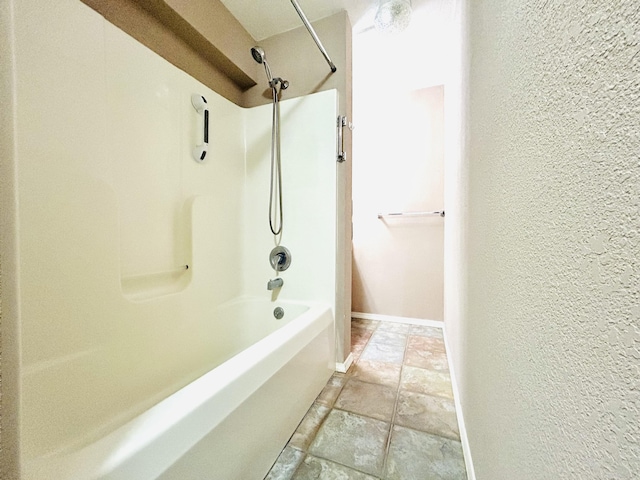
[
  {"left": 243, "top": 103, "right": 337, "bottom": 303},
  {"left": 78, "top": 0, "right": 353, "bottom": 368},
  {"left": 0, "top": 0, "right": 337, "bottom": 476}
]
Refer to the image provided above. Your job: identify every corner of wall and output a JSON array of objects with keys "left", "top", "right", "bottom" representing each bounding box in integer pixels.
[
  {"left": 443, "top": 0, "right": 473, "bottom": 476},
  {"left": 80, "top": 0, "right": 259, "bottom": 106},
  {"left": 0, "top": 0, "right": 21, "bottom": 476},
  {"left": 241, "top": 11, "right": 350, "bottom": 110}
]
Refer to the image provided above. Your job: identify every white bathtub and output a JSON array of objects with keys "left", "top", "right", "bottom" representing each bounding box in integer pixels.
[{"left": 26, "top": 298, "right": 335, "bottom": 480}]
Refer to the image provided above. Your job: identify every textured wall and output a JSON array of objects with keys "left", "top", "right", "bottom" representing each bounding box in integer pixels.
[
  {"left": 457, "top": 0, "right": 640, "bottom": 478},
  {"left": 0, "top": 0, "right": 13, "bottom": 474}
]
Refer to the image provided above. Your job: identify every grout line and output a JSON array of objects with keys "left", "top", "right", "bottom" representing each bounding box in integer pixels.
[
  {"left": 380, "top": 321, "right": 411, "bottom": 478},
  {"left": 367, "top": 320, "right": 393, "bottom": 480}
]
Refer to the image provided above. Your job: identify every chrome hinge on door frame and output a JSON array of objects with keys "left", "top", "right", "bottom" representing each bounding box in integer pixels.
[{"left": 337, "top": 115, "right": 353, "bottom": 163}]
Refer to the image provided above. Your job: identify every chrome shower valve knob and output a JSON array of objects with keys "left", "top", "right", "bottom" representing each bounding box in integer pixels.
[{"left": 269, "top": 246, "right": 291, "bottom": 272}]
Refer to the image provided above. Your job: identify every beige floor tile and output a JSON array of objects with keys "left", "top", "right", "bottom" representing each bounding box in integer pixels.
[
  {"left": 407, "top": 334, "right": 446, "bottom": 354},
  {"left": 265, "top": 445, "right": 305, "bottom": 480},
  {"left": 405, "top": 345, "right": 449, "bottom": 372},
  {"left": 316, "top": 373, "right": 348, "bottom": 407},
  {"left": 351, "top": 359, "right": 402, "bottom": 388},
  {"left": 409, "top": 324, "right": 444, "bottom": 338},
  {"left": 385, "top": 426, "right": 467, "bottom": 480},
  {"left": 377, "top": 321, "right": 411, "bottom": 334},
  {"left": 395, "top": 390, "right": 460, "bottom": 440},
  {"left": 292, "top": 454, "right": 379, "bottom": 480},
  {"left": 405, "top": 334, "right": 449, "bottom": 372},
  {"left": 359, "top": 331, "right": 407, "bottom": 364},
  {"left": 289, "top": 402, "right": 331, "bottom": 451},
  {"left": 309, "top": 409, "right": 389, "bottom": 477},
  {"left": 335, "top": 378, "right": 396, "bottom": 422},
  {"left": 369, "top": 330, "right": 407, "bottom": 348},
  {"left": 352, "top": 318, "right": 379, "bottom": 330},
  {"left": 351, "top": 343, "right": 366, "bottom": 364},
  {"left": 351, "top": 326, "right": 374, "bottom": 348},
  {"left": 400, "top": 365, "right": 454, "bottom": 399},
  {"left": 360, "top": 340, "right": 405, "bottom": 364}
]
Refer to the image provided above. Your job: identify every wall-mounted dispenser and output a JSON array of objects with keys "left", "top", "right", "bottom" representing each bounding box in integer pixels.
[{"left": 191, "top": 94, "right": 209, "bottom": 162}]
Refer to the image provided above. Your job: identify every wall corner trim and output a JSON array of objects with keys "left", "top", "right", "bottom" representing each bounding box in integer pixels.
[{"left": 335, "top": 353, "right": 353, "bottom": 373}]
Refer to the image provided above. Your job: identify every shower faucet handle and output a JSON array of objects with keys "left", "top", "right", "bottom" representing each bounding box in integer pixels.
[{"left": 269, "top": 246, "right": 291, "bottom": 272}]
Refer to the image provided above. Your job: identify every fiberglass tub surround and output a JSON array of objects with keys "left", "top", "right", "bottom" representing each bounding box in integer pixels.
[
  {"left": 27, "top": 299, "right": 335, "bottom": 480},
  {"left": 8, "top": 0, "right": 338, "bottom": 478}
]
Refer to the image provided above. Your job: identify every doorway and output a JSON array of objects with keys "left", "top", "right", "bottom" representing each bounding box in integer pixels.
[{"left": 352, "top": 86, "right": 445, "bottom": 321}]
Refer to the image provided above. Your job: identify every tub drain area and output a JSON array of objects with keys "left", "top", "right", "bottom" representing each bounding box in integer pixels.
[{"left": 273, "top": 307, "right": 284, "bottom": 319}]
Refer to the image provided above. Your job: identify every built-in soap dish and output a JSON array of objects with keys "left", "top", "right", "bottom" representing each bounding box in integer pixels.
[{"left": 121, "top": 264, "right": 191, "bottom": 302}]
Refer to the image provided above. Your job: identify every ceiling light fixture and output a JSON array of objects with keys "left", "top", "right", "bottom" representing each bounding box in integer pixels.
[{"left": 374, "top": 0, "right": 412, "bottom": 34}]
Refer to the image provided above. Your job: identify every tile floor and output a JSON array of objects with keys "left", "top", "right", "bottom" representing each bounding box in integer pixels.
[{"left": 264, "top": 318, "right": 468, "bottom": 480}]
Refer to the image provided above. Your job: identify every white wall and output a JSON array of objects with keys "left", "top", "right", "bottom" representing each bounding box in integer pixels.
[{"left": 450, "top": 0, "right": 640, "bottom": 478}]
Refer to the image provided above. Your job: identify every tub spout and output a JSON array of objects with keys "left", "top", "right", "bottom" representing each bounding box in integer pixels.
[{"left": 267, "top": 278, "right": 284, "bottom": 290}]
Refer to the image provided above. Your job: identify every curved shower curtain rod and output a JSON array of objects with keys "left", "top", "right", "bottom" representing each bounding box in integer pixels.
[{"left": 290, "top": 0, "right": 337, "bottom": 73}]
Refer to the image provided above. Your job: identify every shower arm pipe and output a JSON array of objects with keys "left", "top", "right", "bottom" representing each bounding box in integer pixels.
[{"left": 290, "top": 0, "right": 337, "bottom": 73}]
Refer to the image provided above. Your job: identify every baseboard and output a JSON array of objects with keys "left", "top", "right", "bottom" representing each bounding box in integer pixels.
[
  {"left": 335, "top": 352, "right": 353, "bottom": 373},
  {"left": 351, "top": 311, "right": 444, "bottom": 328},
  {"left": 442, "top": 326, "right": 476, "bottom": 480}
]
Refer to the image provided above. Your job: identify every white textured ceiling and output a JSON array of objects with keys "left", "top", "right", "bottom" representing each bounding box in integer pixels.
[{"left": 219, "top": 0, "right": 434, "bottom": 41}]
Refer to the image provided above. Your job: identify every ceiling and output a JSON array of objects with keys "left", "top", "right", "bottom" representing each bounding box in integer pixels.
[{"left": 219, "top": 0, "right": 432, "bottom": 41}]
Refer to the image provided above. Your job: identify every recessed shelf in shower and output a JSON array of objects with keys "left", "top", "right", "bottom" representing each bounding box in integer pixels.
[{"left": 121, "top": 264, "right": 191, "bottom": 302}]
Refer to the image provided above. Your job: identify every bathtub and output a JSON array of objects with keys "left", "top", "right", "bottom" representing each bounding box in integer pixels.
[{"left": 25, "top": 298, "right": 335, "bottom": 480}]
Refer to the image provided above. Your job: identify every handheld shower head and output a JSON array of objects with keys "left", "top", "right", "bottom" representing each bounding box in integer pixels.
[
  {"left": 251, "top": 45, "right": 276, "bottom": 86},
  {"left": 251, "top": 46, "right": 265, "bottom": 64},
  {"left": 251, "top": 46, "right": 290, "bottom": 92}
]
